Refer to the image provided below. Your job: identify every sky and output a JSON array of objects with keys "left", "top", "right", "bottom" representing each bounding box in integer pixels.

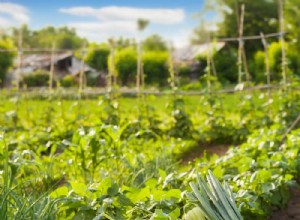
[{"left": 0, "top": 0, "right": 212, "bottom": 47}]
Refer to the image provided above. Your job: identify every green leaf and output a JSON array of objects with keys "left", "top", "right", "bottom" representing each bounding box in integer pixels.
[
  {"left": 71, "top": 182, "right": 87, "bottom": 196},
  {"left": 50, "top": 186, "right": 69, "bottom": 198}
]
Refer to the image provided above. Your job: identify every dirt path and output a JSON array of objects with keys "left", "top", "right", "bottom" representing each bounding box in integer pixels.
[
  {"left": 180, "top": 144, "right": 300, "bottom": 220},
  {"left": 180, "top": 143, "right": 231, "bottom": 163},
  {"left": 269, "top": 187, "right": 300, "bottom": 220}
]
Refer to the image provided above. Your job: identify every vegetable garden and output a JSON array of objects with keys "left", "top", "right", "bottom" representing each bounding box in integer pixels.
[{"left": 1, "top": 84, "right": 300, "bottom": 220}]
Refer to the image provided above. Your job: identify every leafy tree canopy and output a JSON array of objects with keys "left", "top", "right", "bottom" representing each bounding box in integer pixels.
[
  {"left": 11, "top": 25, "right": 86, "bottom": 49},
  {"left": 142, "top": 34, "right": 168, "bottom": 51}
]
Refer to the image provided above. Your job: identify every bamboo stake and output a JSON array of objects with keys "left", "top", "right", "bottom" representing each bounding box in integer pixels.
[
  {"left": 260, "top": 32, "right": 271, "bottom": 99},
  {"left": 207, "top": 34, "right": 217, "bottom": 79},
  {"left": 206, "top": 36, "right": 211, "bottom": 92},
  {"left": 242, "top": 48, "right": 250, "bottom": 83},
  {"left": 281, "top": 114, "right": 300, "bottom": 143},
  {"left": 136, "top": 40, "right": 141, "bottom": 94},
  {"left": 49, "top": 42, "right": 55, "bottom": 92},
  {"left": 168, "top": 43, "right": 176, "bottom": 99},
  {"left": 79, "top": 43, "right": 86, "bottom": 93},
  {"left": 238, "top": 4, "right": 245, "bottom": 84},
  {"left": 210, "top": 43, "right": 218, "bottom": 79},
  {"left": 278, "top": 0, "right": 287, "bottom": 86},
  {"left": 108, "top": 38, "right": 115, "bottom": 93},
  {"left": 17, "top": 27, "right": 23, "bottom": 90}
]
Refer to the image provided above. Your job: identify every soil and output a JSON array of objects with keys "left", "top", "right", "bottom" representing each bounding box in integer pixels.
[
  {"left": 180, "top": 143, "right": 231, "bottom": 164},
  {"left": 180, "top": 143, "right": 300, "bottom": 220},
  {"left": 269, "top": 187, "right": 300, "bottom": 220}
]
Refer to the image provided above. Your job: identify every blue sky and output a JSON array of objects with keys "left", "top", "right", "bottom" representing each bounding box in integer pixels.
[{"left": 0, "top": 0, "right": 209, "bottom": 47}]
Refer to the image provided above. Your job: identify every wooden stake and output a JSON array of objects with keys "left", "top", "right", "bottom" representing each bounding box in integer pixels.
[
  {"left": 49, "top": 42, "right": 55, "bottom": 92},
  {"left": 242, "top": 48, "right": 250, "bottom": 83},
  {"left": 281, "top": 114, "right": 300, "bottom": 143},
  {"left": 260, "top": 32, "right": 271, "bottom": 98},
  {"left": 108, "top": 39, "right": 115, "bottom": 92},
  {"left": 79, "top": 43, "right": 86, "bottom": 93},
  {"left": 207, "top": 34, "right": 217, "bottom": 79},
  {"left": 17, "top": 26, "right": 23, "bottom": 90},
  {"left": 278, "top": 0, "right": 287, "bottom": 85},
  {"left": 136, "top": 40, "right": 141, "bottom": 94},
  {"left": 168, "top": 43, "right": 176, "bottom": 97},
  {"left": 210, "top": 45, "right": 218, "bottom": 79},
  {"left": 238, "top": 4, "right": 245, "bottom": 84},
  {"left": 206, "top": 36, "right": 211, "bottom": 92}
]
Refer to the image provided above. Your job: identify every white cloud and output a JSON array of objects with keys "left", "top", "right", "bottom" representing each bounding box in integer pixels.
[
  {"left": 0, "top": 3, "right": 30, "bottom": 27},
  {"left": 69, "top": 21, "right": 136, "bottom": 33},
  {"left": 60, "top": 5, "right": 189, "bottom": 47},
  {"left": 60, "top": 6, "right": 185, "bottom": 25}
]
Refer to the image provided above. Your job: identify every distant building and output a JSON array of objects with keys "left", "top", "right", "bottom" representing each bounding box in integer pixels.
[
  {"left": 6, "top": 52, "right": 106, "bottom": 87},
  {"left": 172, "top": 42, "right": 225, "bottom": 80}
]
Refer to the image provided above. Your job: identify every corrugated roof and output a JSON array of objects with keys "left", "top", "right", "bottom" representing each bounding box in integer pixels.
[
  {"left": 15, "top": 52, "right": 73, "bottom": 68},
  {"left": 173, "top": 42, "right": 225, "bottom": 62}
]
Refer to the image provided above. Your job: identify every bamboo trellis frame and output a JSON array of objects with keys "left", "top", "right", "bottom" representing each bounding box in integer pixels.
[{"left": 0, "top": 20, "right": 288, "bottom": 92}]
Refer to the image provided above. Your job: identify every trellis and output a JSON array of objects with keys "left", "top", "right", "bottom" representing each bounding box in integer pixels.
[{"left": 0, "top": 1, "right": 289, "bottom": 94}]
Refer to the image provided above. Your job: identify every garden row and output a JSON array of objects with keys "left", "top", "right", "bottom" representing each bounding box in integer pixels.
[{"left": 0, "top": 89, "right": 300, "bottom": 219}]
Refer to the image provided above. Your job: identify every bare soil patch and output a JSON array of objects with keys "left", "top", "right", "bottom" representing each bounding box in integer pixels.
[
  {"left": 269, "top": 187, "right": 300, "bottom": 220},
  {"left": 180, "top": 143, "right": 231, "bottom": 164}
]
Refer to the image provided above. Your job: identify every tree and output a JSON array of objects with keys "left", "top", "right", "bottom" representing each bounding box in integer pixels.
[
  {"left": 11, "top": 24, "right": 35, "bottom": 48},
  {"left": 286, "top": 0, "right": 300, "bottom": 76},
  {"left": 114, "top": 37, "right": 136, "bottom": 50},
  {"left": 35, "top": 26, "right": 84, "bottom": 49},
  {"left": 193, "top": 0, "right": 279, "bottom": 56},
  {"left": 142, "top": 34, "right": 167, "bottom": 51},
  {"left": 218, "top": 0, "right": 278, "bottom": 55},
  {"left": 85, "top": 43, "right": 110, "bottom": 72},
  {"left": 10, "top": 26, "right": 85, "bottom": 49},
  {"left": 0, "top": 38, "right": 15, "bottom": 86}
]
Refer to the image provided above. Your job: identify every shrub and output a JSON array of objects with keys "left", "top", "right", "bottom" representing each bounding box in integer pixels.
[
  {"left": 213, "top": 47, "right": 238, "bottom": 84},
  {"left": 253, "top": 42, "right": 288, "bottom": 83},
  {"left": 181, "top": 81, "right": 203, "bottom": 91},
  {"left": 61, "top": 75, "right": 75, "bottom": 87},
  {"left": 177, "top": 64, "right": 191, "bottom": 78},
  {"left": 85, "top": 45, "right": 110, "bottom": 72},
  {"left": 253, "top": 51, "right": 266, "bottom": 83},
  {"left": 268, "top": 42, "right": 282, "bottom": 81},
  {"left": 23, "top": 69, "right": 49, "bottom": 87},
  {"left": 0, "top": 39, "right": 15, "bottom": 86},
  {"left": 114, "top": 48, "right": 137, "bottom": 86},
  {"left": 142, "top": 51, "right": 169, "bottom": 86}
]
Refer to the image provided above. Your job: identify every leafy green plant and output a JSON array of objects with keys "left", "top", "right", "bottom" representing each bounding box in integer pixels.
[
  {"left": 23, "top": 69, "right": 50, "bottom": 87},
  {"left": 60, "top": 75, "right": 75, "bottom": 88},
  {"left": 186, "top": 170, "right": 243, "bottom": 220}
]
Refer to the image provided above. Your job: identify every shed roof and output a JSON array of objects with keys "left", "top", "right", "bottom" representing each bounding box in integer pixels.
[
  {"left": 173, "top": 42, "right": 225, "bottom": 62},
  {"left": 15, "top": 52, "right": 73, "bottom": 68}
]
